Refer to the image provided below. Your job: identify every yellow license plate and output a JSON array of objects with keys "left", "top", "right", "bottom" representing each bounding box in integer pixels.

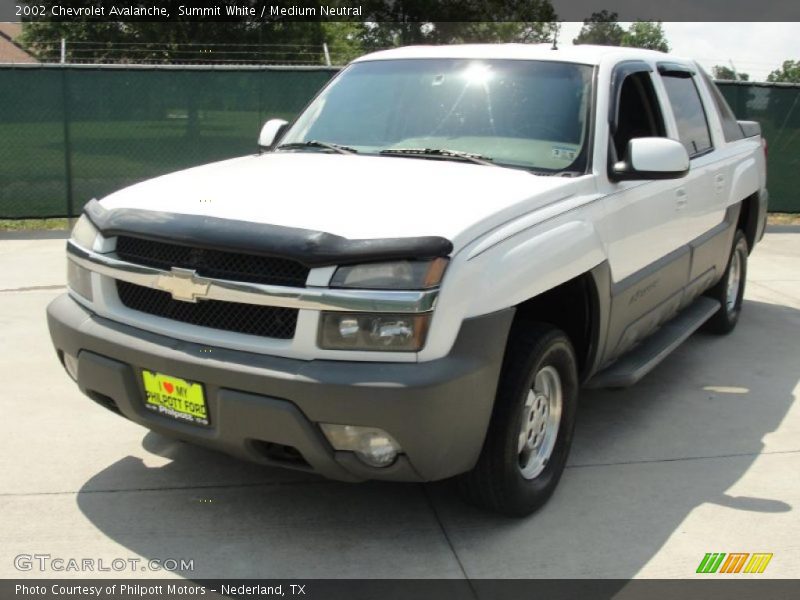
[{"left": 142, "top": 370, "right": 209, "bottom": 426}]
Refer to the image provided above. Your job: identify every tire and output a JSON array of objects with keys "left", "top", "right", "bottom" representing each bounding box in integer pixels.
[
  {"left": 703, "top": 230, "right": 748, "bottom": 335},
  {"left": 458, "top": 322, "right": 579, "bottom": 517}
]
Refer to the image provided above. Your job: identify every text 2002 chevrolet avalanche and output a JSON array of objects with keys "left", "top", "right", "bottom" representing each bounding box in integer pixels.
[{"left": 48, "top": 44, "right": 768, "bottom": 516}]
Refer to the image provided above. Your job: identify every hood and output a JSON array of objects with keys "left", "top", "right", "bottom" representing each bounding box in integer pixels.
[{"left": 99, "top": 153, "right": 581, "bottom": 252}]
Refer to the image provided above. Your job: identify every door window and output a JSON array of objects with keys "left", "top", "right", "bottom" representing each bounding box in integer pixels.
[
  {"left": 661, "top": 74, "right": 713, "bottom": 156},
  {"left": 612, "top": 71, "right": 666, "bottom": 163}
]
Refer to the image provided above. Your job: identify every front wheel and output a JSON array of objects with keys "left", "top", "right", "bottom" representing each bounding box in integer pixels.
[
  {"left": 704, "top": 230, "right": 748, "bottom": 335},
  {"left": 458, "top": 322, "right": 579, "bottom": 517}
]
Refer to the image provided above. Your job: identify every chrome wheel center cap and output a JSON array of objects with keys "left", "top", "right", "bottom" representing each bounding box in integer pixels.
[{"left": 518, "top": 365, "right": 563, "bottom": 480}]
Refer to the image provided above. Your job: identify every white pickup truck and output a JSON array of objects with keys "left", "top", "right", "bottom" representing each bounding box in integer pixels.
[{"left": 48, "top": 44, "right": 768, "bottom": 516}]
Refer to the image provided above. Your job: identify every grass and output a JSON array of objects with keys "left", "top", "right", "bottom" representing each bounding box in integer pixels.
[
  {"left": 767, "top": 212, "right": 800, "bottom": 225},
  {"left": 0, "top": 218, "right": 70, "bottom": 231}
]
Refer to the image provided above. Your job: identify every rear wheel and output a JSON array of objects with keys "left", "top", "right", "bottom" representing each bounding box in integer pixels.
[
  {"left": 458, "top": 322, "right": 579, "bottom": 517},
  {"left": 704, "top": 230, "right": 748, "bottom": 335}
]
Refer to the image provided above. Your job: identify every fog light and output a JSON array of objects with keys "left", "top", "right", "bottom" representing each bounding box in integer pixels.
[
  {"left": 320, "top": 424, "right": 401, "bottom": 468},
  {"left": 63, "top": 352, "right": 79, "bottom": 381}
]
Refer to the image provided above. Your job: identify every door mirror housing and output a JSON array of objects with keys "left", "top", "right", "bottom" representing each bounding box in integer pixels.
[
  {"left": 258, "top": 118, "right": 289, "bottom": 150},
  {"left": 612, "top": 137, "right": 689, "bottom": 181}
]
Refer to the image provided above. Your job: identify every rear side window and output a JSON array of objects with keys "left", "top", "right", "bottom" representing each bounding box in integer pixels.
[
  {"left": 661, "top": 74, "right": 713, "bottom": 157},
  {"left": 700, "top": 70, "right": 745, "bottom": 142}
]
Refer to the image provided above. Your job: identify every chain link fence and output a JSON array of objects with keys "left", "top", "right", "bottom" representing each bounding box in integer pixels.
[
  {"left": 717, "top": 81, "right": 800, "bottom": 213},
  {"left": 0, "top": 66, "right": 797, "bottom": 219},
  {"left": 0, "top": 64, "right": 337, "bottom": 218},
  {"left": 16, "top": 41, "right": 366, "bottom": 66}
]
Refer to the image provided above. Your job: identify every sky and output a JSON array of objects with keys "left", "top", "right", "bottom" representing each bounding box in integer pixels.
[{"left": 557, "top": 22, "right": 799, "bottom": 81}]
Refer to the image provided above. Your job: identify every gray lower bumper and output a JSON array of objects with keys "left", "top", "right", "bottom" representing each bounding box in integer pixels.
[{"left": 47, "top": 294, "right": 513, "bottom": 482}]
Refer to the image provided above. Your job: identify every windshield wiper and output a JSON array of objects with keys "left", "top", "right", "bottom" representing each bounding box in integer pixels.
[
  {"left": 276, "top": 140, "right": 358, "bottom": 155},
  {"left": 379, "top": 148, "right": 495, "bottom": 166}
]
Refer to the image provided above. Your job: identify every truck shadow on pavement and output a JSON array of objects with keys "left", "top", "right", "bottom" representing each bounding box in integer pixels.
[{"left": 76, "top": 300, "right": 798, "bottom": 579}]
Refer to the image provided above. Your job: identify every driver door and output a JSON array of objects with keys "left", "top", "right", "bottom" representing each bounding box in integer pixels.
[{"left": 598, "top": 62, "right": 692, "bottom": 362}]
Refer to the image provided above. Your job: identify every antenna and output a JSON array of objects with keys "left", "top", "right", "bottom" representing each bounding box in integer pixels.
[
  {"left": 551, "top": 22, "right": 560, "bottom": 50},
  {"left": 729, "top": 59, "right": 741, "bottom": 81}
]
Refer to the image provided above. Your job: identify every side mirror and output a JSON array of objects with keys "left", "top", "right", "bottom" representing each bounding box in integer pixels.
[
  {"left": 612, "top": 137, "right": 689, "bottom": 181},
  {"left": 258, "top": 118, "right": 289, "bottom": 151}
]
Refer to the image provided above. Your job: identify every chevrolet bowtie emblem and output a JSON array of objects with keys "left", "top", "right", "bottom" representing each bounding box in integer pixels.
[{"left": 156, "top": 267, "right": 211, "bottom": 303}]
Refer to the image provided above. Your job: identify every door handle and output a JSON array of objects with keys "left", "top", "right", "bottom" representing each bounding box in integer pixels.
[
  {"left": 714, "top": 173, "right": 725, "bottom": 193},
  {"left": 675, "top": 188, "right": 688, "bottom": 209}
]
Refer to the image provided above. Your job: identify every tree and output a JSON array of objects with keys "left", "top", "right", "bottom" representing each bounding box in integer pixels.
[
  {"left": 321, "top": 23, "right": 366, "bottom": 65},
  {"left": 621, "top": 21, "right": 670, "bottom": 53},
  {"left": 358, "top": 21, "right": 556, "bottom": 50},
  {"left": 572, "top": 10, "right": 624, "bottom": 47},
  {"left": 712, "top": 65, "right": 750, "bottom": 81},
  {"left": 767, "top": 60, "right": 800, "bottom": 83},
  {"left": 358, "top": 1, "right": 558, "bottom": 48}
]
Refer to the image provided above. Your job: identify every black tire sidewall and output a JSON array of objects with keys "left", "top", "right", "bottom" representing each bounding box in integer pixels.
[
  {"left": 490, "top": 327, "right": 579, "bottom": 515},
  {"left": 703, "top": 230, "right": 749, "bottom": 335},
  {"left": 723, "top": 234, "right": 748, "bottom": 323}
]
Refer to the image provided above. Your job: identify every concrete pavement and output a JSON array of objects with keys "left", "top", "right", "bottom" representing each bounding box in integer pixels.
[{"left": 0, "top": 232, "right": 798, "bottom": 579}]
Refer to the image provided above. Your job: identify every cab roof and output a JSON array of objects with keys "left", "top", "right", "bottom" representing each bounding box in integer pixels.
[{"left": 352, "top": 43, "right": 691, "bottom": 69}]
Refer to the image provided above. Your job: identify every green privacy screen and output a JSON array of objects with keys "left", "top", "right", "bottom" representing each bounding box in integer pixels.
[
  {"left": 717, "top": 82, "right": 800, "bottom": 213},
  {"left": 0, "top": 66, "right": 337, "bottom": 218},
  {"left": 0, "top": 67, "right": 797, "bottom": 218}
]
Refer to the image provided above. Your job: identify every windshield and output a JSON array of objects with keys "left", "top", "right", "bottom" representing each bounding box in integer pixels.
[{"left": 280, "top": 58, "right": 594, "bottom": 172}]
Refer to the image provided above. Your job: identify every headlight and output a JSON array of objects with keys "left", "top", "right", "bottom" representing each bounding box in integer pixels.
[
  {"left": 70, "top": 215, "right": 100, "bottom": 250},
  {"left": 318, "top": 312, "right": 431, "bottom": 351},
  {"left": 331, "top": 258, "right": 448, "bottom": 290}
]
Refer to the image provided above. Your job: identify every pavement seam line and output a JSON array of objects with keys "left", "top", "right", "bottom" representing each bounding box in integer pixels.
[
  {"left": 566, "top": 448, "right": 800, "bottom": 469},
  {"left": 0, "top": 479, "right": 336, "bottom": 497},
  {"left": 420, "top": 484, "right": 479, "bottom": 598},
  {"left": 0, "top": 284, "right": 66, "bottom": 293}
]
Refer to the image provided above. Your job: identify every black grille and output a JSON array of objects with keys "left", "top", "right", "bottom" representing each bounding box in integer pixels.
[
  {"left": 115, "top": 236, "right": 309, "bottom": 287},
  {"left": 116, "top": 281, "right": 297, "bottom": 339}
]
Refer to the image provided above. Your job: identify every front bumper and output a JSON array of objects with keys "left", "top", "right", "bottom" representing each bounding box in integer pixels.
[{"left": 47, "top": 294, "right": 513, "bottom": 482}]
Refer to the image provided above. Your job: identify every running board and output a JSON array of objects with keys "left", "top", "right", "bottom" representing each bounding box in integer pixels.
[{"left": 586, "top": 296, "right": 721, "bottom": 389}]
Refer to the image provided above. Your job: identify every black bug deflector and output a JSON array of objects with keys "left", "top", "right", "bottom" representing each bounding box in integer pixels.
[{"left": 83, "top": 199, "right": 453, "bottom": 267}]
